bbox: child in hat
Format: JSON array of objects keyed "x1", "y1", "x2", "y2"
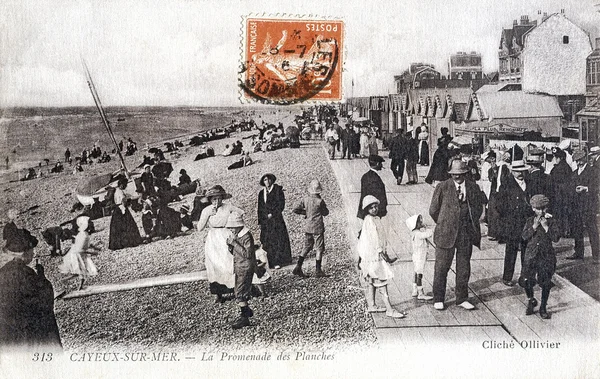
[
  {"x1": 292, "y1": 179, "x2": 330, "y2": 278},
  {"x1": 357, "y1": 195, "x2": 406, "y2": 319},
  {"x1": 141, "y1": 198, "x2": 156, "y2": 241},
  {"x1": 225, "y1": 212, "x2": 256, "y2": 329},
  {"x1": 519, "y1": 195, "x2": 560, "y2": 319},
  {"x1": 406, "y1": 214, "x2": 434, "y2": 301},
  {"x1": 180, "y1": 204, "x2": 193, "y2": 230},
  {"x1": 59, "y1": 215, "x2": 99, "y2": 290}
]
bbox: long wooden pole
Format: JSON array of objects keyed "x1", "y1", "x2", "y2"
[{"x1": 81, "y1": 57, "x2": 130, "y2": 178}]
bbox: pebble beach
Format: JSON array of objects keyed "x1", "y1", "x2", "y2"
[{"x1": 0, "y1": 108, "x2": 376, "y2": 352}]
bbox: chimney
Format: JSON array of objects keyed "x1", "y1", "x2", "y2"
[
  {"x1": 542, "y1": 12, "x2": 548, "y2": 22},
  {"x1": 520, "y1": 15, "x2": 529, "y2": 25},
  {"x1": 513, "y1": 19, "x2": 518, "y2": 26}
]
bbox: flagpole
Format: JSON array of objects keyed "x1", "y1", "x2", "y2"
[{"x1": 81, "y1": 57, "x2": 130, "y2": 179}]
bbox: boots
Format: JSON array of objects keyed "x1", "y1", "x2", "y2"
[
  {"x1": 292, "y1": 265, "x2": 309, "y2": 278},
  {"x1": 525, "y1": 298, "x2": 536, "y2": 315},
  {"x1": 231, "y1": 316, "x2": 250, "y2": 329},
  {"x1": 411, "y1": 283, "x2": 418, "y2": 297},
  {"x1": 539, "y1": 306, "x2": 551, "y2": 319},
  {"x1": 417, "y1": 287, "x2": 433, "y2": 301},
  {"x1": 315, "y1": 260, "x2": 328, "y2": 277}
]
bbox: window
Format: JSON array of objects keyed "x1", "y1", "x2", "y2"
[
  {"x1": 563, "y1": 35, "x2": 569, "y2": 44},
  {"x1": 589, "y1": 60, "x2": 600, "y2": 85}
]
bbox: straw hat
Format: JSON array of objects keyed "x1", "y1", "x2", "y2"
[
  {"x1": 225, "y1": 212, "x2": 245, "y2": 228},
  {"x1": 510, "y1": 160, "x2": 530, "y2": 171},
  {"x1": 308, "y1": 179, "x2": 322, "y2": 195},
  {"x1": 259, "y1": 173, "x2": 276, "y2": 186},
  {"x1": 362, "y1": 195, "x2": 380, "y2": 210},
  {"x1": 202, "y1": 185, "x2": 232, "y2": 201},
  {"x1": 526, "y1": 154, "x2": 544, "y2": 164},
  {"x1": 405, "y1": 215, "x2": 421, "y2": 231},
  {"x1": 447, "y1": 160, "x2": 469, "y2": 175},
  {"x1": 589, "y1": 146, "x2": 600, "y2": 156}
]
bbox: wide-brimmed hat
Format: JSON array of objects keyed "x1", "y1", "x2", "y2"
[
  {"x1": 572, "y1": 150, "x2": 587, "y2": 162},
  {"x1": 180, "y1": 204, "x2": 190, "y2": 213},
  {"x1": 368, "y1": 155, "x2": 385, "y2": 166},
  {"x1": 526, "y1": 154, "x2": 544, "y2": 164},
  {"x1": 362, "y1": 195, "x2": 380, "y2": 210},
  {"x1": 530, "y1": 194, "x2": 550, "y2": 209},
  {"x1": 259, "y1": 173, "x2": 276, "y2": 186},
  {"x1": 202, "y1": 185, "x2": 232, "y2": 201},
  {"x1": 558, "y1": 139, "x2": 572, "y2": 150},
  {"x1": 225, "y1": 212, "x2": 245, "y2": 228},
  {"x1": 510, "y1": 160, "x2": 530, "y2": 171},
  {"x1": 144, "y1": 164, "x2": 151, "y2": 170},
  {"x1": 405, "y1": 214, "x2": 421, "y2": 231},
  {"x1": 447, "y1": 160, "x2": 469, "y2": 175},
  {"x1": 308, "y1": 179, "x2": 322, "y2": 194},
  {"x1": 76, "y1": 216, "x2": 90, "y2": 231},
  {"x1": 589, "y1": 146, "x2": 600, "y2": 156}
]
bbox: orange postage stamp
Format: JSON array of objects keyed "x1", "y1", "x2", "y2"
[{"x1": 240, "y1": 17, "x2": 344, "y2": 104}]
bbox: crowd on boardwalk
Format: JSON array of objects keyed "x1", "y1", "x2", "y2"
[
  {"x1": 352, "y1": 122, "x2": 599, "y2": 320},
  {"x1": 2, "y1": 106, "x2": 599, "y2": 348}
]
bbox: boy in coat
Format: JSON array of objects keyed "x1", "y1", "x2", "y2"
[
  {"x1": 226, "y1": 212, "x2": 257, "y2": 330},
  {"x1": 292, "y1": 179, "x2": 330, "y2": 278},
  {"x1": 519, "y1": 195, "x2": 560, "y2": 319}
]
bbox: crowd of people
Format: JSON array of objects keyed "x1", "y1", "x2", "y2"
[
  {"x1": 3, "y1": 106, "x2": 599, "y2": 347},
  {"x1": 354, "y1": 132, "x2": 599, "y2": 319}
]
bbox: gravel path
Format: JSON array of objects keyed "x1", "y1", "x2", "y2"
[{"x1": 0, "y1": 111, "x2": 376, "y2": 351}]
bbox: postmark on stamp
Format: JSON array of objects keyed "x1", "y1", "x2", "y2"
[{"x1": 240, "y1": 17, "x2": 344, "y2": 104}]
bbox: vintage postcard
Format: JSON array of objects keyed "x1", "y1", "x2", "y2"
[{"x1": 1, "y1": 0, "x2": 599, "y2": 378}]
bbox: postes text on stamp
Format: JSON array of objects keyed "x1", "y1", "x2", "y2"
[{"x1": 241, "y1": 17, "x2": 344, "y2": 104}]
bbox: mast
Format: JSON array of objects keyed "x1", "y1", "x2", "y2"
[{"x1": 81, "y1": 57, "x2": 130, "y2": 178}]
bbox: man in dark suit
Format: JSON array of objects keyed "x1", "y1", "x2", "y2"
[
  {"x1": 357, "y1": 155, "x2": 387, "y2": 219},
  {"x1": 567, "y1": 150, "x2": 599, "y2": 262},
  {"x1": 429, "y1": 160, "x2": 486, "y2": 310},
  {"x1": 388, "y1": 130, "x2": 406, "y2": 185},
  {"x1": 498, "y1": 160, "x2": 534, "y2": 286},
  {"x1": 525, "y1": 152, "x2": 551, "y2": 198}
]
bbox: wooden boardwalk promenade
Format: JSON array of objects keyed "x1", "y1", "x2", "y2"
[{"x1": 328, "y1": 148, "x2": 600, "y2": 349}]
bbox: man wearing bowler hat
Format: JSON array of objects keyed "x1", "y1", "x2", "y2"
[
  {"x1": 429, "y1": 160, "x2": 486, "y2": 310},
  {"x1": 498, "y1": 160, "x2": 534, "y2": 286},
  {"x1": 357, "y1": 155, "x2": 388, "y2": 219},
  {"x1": 567, "y1": 150, "x2": 599, "y2": 262}
]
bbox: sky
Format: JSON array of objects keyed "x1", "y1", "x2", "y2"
[{"x1": 1, "y1": 0, "x2": 599, "y2": 107}]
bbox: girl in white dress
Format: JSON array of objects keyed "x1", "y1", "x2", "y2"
[
  {"x1": 59, "y1": 216, "x2": 99, "y2": 290},
  {"x1": 357, "y1": 195, "x2": 406, "y2": 319},
  {"x1": 251, "y1": 244, "x2": 271, "y2": 297},
  {"x1": 197, "y1": 185, "x2": 243, "y2": 303},
  {"x1": 406, "y1": 214, "x2": 434, "y2": 301}
]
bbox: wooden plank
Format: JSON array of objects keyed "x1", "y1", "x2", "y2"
[{"x1": 62, "y1": 271, "x2": 207, "y2": 299}]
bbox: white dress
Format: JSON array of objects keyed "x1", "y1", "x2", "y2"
[
  {"x1": 411, "y1": 228, "x2": 433, "y2": 274},
  {"x1": 252, "y1": 247, "x2": 271, "y2": 285},
  {"x1": 357, "y1": 215, "x2": 393, "y2": 286},
  {"x1": 59, "y1": 231, "x2": 98, "y2": 278},
  {"x1": 197, "y1": 203, "x2": 242, "y2": 289}
]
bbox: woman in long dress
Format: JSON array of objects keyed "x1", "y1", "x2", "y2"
[
  {"x1": 257, "y1": 173, "x2": 292, "y2": 269},
  {"x1": 109, "y1": 177, "x2": 142, "y2": 250},
  {"x1": 197, "y1": 185, "x2": 241, "y2": 302}
]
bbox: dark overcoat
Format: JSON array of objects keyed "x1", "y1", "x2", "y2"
[
  {"x1": 429, "y1": 178, "x2": 485, "y2": 249},
  {"x1": 357, "y1": 169, "x2": 388, "y2": 219}
]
